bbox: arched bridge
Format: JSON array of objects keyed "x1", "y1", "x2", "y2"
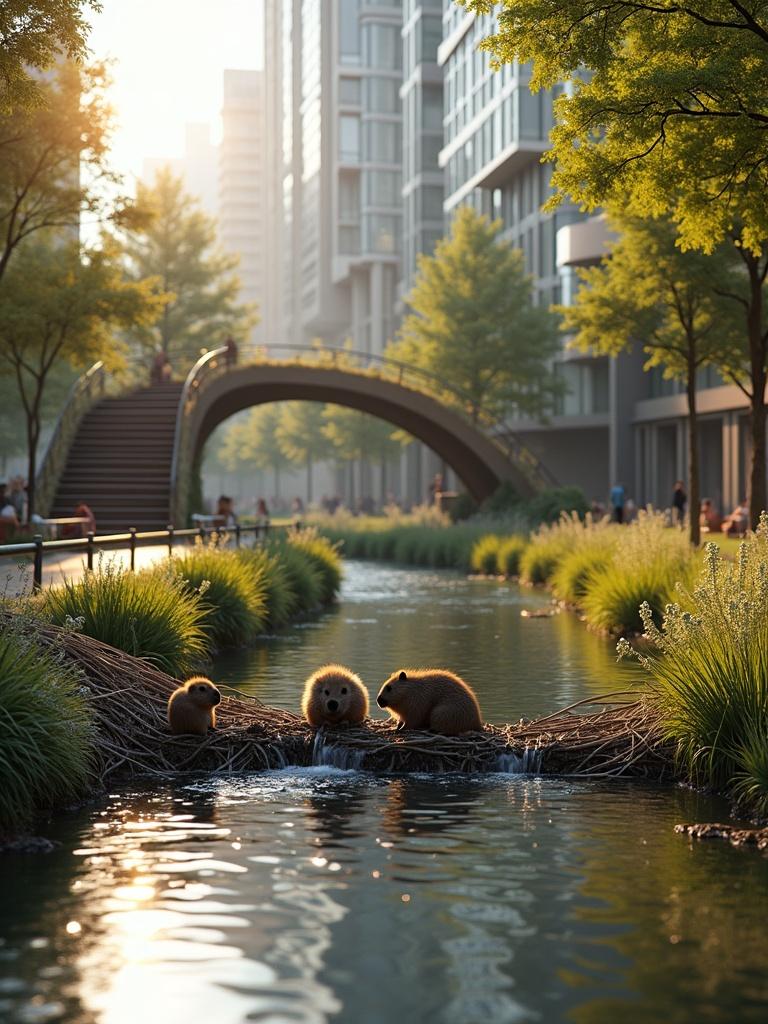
[{"x1": 43, "y1": 346, "x2": 557, "y2": 531}]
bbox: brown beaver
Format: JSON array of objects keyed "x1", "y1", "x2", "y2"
[
  {"x1": 376, "y1": 669, "x2": 483, "y2": 735},
  {"x1": 167, "y1": 676, "x2": 221, "y2": 736},
  {"x1": 302, "y1": 664, "x2": 369, "y2": 727}
]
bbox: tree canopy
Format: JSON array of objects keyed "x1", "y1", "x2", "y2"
[
  {"x1": 0, "y1": 1, "x2": 100, "y2": 113},
  {"x1": 388, "y1": 205, "x2": 561, "y2": 423},
  {"x1": 119, "y1": 167, "x2": 257, "y2": 373},
  {"x1": 463, "y1": 0, "x2": 768, "y2": 253}
]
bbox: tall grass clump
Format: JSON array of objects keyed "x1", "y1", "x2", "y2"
[
  {"x1": 496, "y1": 536, "x2": 528, "y2": 577},
  {"x1": 619, "y1": 516, "x2": 768, "y2": 814},
  {"x1": 269, "y1": 539, "x2": 324, "y2": 613},
  {"x1": 581, "y1": 511, "x2": 694, "y2": 634},
  {"x1": 287, "y1": 529, "x2": 342, "y2": 604},
  {"x1": 0, "y1": 619, "x2": 94, "y2": 834},
  {"x1": 470, "y1": 535, "x2": 502, "y2": 575},
  {"x1": 551, "y1": 546, "x2": 614, "y2": 605},
  {"x1": 44, "y1": 560, "x2": 209, "y2": 675},
  {"x1": 236, "y1": 547, "x2": 297, "y2": 628},
  {"x1": 170, "y1": 545, "x2": 269, "y2": 648},
  {"x1": 519, "y1": 513, "x2": 592, "y2": 585}
]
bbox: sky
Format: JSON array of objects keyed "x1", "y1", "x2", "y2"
[{"x1": 86, "y1": 0, "x2": 264, "y2": 184}]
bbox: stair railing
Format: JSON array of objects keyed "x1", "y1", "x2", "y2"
[
  {"x1": 35, "y1": 362, "x2": 107, "y2": 517},
  {"x1": 169, "y1": 346, "x2": 229, "y2": 527}
]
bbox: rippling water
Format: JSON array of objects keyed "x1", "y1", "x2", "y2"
[{"x1": 2, "y1": 562, "x2": 767, "y2": 1023}]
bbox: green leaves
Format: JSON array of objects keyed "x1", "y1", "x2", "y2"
[{"x1": 390, "y1": 206, "x2": 561, "y2": 423}]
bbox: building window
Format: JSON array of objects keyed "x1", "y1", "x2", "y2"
[
  {"x1": 339, "y1": 0, "x2": 361, "y2": 64},
  {"x1": 339, "y1": 77, "x2": 361, "y2": 105},
  {"x1": 339, "y1": 114, "x2": 360, "y2": 162},
  {"x1": 366, "y1": 76, "x2": 400, "y2": 114},
  {"x1": 363, "y1": 24, "x2": 402, "y2": 70}
]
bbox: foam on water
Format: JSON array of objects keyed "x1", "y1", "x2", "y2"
[
  {"x1": 311, "y1": 730, "x2": 367, "y2": 771},
  {"x1": 495, "y1": 746, "x2": 543, "y2": 774}
]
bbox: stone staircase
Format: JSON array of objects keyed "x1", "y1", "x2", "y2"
[{"x1": 49, "y1": 382, "x2": 183, "y2": 533}]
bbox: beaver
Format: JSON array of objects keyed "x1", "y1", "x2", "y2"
[
  {"x1": 167, "y1": 676, "x2": 221, "y2": 736},
  {"x1": 302, "y1": 664, "x2": 369, "y2": 728},
  {"x1": 376, "y1": 669, "x2": 483, "y2": 735}
]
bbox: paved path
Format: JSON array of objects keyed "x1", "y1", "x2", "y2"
[{"x1": 0, "y1": 543, "x2": 175, "y2": 599}]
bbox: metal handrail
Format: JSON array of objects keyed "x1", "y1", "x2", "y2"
[
  {"x1": 0, "y1": 521, "x2": 297, "y2": 592},
  {"x1": 168, "y1": 345, "x2": 229, "y2": 527},
  {"x1": 34, "y1": 361, "x2": 107, "y2": 516}
]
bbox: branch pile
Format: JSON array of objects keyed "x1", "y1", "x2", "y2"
[{"x1": 35, "y1": 623, "x2": 673, "y2": 781}]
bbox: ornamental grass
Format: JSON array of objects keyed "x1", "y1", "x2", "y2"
[
  {"x1": 470, "y1": 534, "x2": 502, "y2": 574},
  {"x1": 619, "y1": 517, "x2": 768, "y2": 814},
  {"x1": 236, "y1": 546, "x2": 297, "y2": 628},
  {"x1": 44, "y1": 559, "x2": 209, "y2": 675},
  {"x1": 0, "y1": 617, "x2": 94, "y2": 833},
  {"x1": 286, "y1": 529, "x2": 342, "y2": 604},
  {"x1": 495, "y1": 536, "x2": 528, "y2": 577},
  {"x1": 170, "y1": 545, "x2": 269, "y2": 648}
]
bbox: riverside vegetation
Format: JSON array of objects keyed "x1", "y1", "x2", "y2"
[{"x1": 0, "y1": 530, "x2": 341, "y2": 837}]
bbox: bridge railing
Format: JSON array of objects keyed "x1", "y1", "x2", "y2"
[
  {"x1": 35, "y1": 361, "x2": 107, "y2": 517},
  {"x1": 0, "y1": 521, "x2": 298, "y2": 592}
]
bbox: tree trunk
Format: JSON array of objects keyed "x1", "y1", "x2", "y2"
[
  {"x1": 306, "y1": 456, "x2": 313, "y2": 504},
  {"x1": 26, "y1": 414, "x2": 40, "y2": 520},
  {"x1": 745, "y1": 256, "x2": 767, "y2": 530},
  {"x1": 686, "y1": 364, "x2": 701, "y2": 546}
]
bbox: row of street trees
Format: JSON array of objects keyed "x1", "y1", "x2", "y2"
[
  {"x1": 215, "y1": 403, "x2": 405, "y2": 504},
  {"x1": 465, "y1": 0, "x2": 768, "y2": 538},
  {"x1": 0, "y1": 9, "x2": 255, "y2": 516}
]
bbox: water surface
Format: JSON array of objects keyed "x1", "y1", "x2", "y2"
[{"x1": 2, "y1": 561, "x2": 767, "y2": 1024}]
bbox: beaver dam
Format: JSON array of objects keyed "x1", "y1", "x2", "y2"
[{"x1": 36, "y1": 623, "x2": 674, "y2": 781}]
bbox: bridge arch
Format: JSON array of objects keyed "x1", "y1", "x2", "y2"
[{"x1": 173, "y1": 351, "x2": 554, "y2": 521}]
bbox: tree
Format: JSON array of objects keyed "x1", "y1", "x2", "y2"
[
  {"x1": 276, "y1": 402, "x2": 334, "y2": 503},
  {"x1": 465, "y1": 0, "x2": 768, "y2": 527},
  {"x1": 0, "y1": 1, "x2": 100, "y2": 113},
  {"x1": 323, "y1": 406, "x2": 404, "y2": 503},
  {"x1": 0, "y1": 236, "x2": 161, "y2": 515},
  {"x1": 561, "y1": 212, "x2": 742, "y2": 544},
  {"x1": 0, "y1": 61, "x2": 131, "y2": 287},
  {"x1": 220, "y1": 405, "x2": 296, "y2": 499},
  {"x1": 388, "y1": 206, "x2": 561, "y2": 423},
  {"x1": 120, "y1": 167, "x2": 257, "y2": 374}
]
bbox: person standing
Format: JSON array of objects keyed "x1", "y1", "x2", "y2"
[
  {"x1": 672, "y1": 480, "x2": 687, "y2": 525},
  {"x1": 610, "y1": 482, "x2": 626, "y2": 524}
]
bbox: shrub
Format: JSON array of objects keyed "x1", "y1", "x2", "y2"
[
  {"x1": 0, "y1": 619, "x2": 94, "y2": 834},
  {"x1": 581, "y1": 558, "x2": 686, "y2": 635},
  {"x1": 496, "y1": 536, "x2": 527, "y2": 577},
  {"x1": 170, "y1": 545, "x2": 269, "y2": 648},
  {"x1": 619, "y1": 521, "x2": 768, "y2": 812},
  {"x1": 44, "y1": 560, "x2": 209, "y2": 675},
  {"x1": 482, "y1": 481, "x2": 521, "y2": 517},
  {"x1": 551, "y1": 545, "x2": 613, "y2": 604},
  {"x1": 526, "y1": 486, "x2": 588, "y2": 525},
  {"x1": 448, "y1": 492, "x2": 478, "y2": 522},
  {"x1": 236, "y1": 547, "x2": 297, "y2": 629},
  {"x1": 287, "y1": 530, "x2": 342, "y2": 604},
  {"x1": 270, "y1": 540, "x2": 323, "y2": 613},
  {"x1": 470, "y1": 535, "x2": 502, "y2": 574}
]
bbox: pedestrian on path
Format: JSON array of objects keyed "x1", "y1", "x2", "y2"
[{"x1": 610, "y1": 482, "x2": 625, "y2": 524}]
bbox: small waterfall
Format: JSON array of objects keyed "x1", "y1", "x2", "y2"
[
  {"x1": 495, "y1": 746, "x2": 543, "y2": 774},
  {"x1": 311, "y1": 731, "x2": 366, "y2": 770}
]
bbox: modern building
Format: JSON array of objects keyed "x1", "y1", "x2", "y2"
[{"x1": 219, "y1": 69, "x2": 267, "y2": 344}]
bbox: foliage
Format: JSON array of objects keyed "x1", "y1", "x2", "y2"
[
  {"x1": 0, "y1": 235, "x2": 162, "y2": 514},
  {"x1": 276, "y1": 402, "x2": 334, "y2": 502},
  {"x1": 562, "y1": 210, "x2": 743, "y2": 544},
  {"x1": 322, "y1": 406, "x2": 403, "y2": 464},
  {"x1": 550, "y1": 546, "x2": 612, "y2": 605},
  {"x1": 219, "y1": 405, "x2": 295, "y2": 491},
  {"x1": 43, "y1": 560, "x2": 209, "y2": 675},
  {"x1": 317, "y1": 519, "x2": 492, "y2": 572},
  {"x1": 287, "y1": 529, "x2": 343, "y2": 605},
  {"x1": 525, "y1": 486, "x2": 588, "y2": 526},
  {"x1": 496, "y1": 536, "x2": 528, "y2": 577},
  {"x1": 0, "y1": 617, "x2": 94, "y2": 833},
  {"x1": 464, "y1": 1, "x2": 768, "y2": 253},
  {"x1": 236, "y1": 546, "x2": 297, "y2": 629},
  {"x1": 447, "y1": 491, "x2": 479, "y2": 522},
  {"x1": 0, "y1": 62, "x2": 131, "y2": 288},
  {"x1": 619, "y1": 520, "x2": 768, "y2": 812},
  {"x1": 170, "y1": 544, "x2": 269, "y2": 648},
  {"x1": 118, "y1": 167, "x2": 257, "y2": 372},
  {"x1": 519, "y1": 536, "x2": 566, "y2": 585},
  {"x1": 470, "y1": 534, "x2": 502, "y2": 574},
  {"x1": 0, "y1": 2, "x2": 101, "y2": 113},
  {"x1": 482, "y1": 481, "x2": 521, "y2": 517},
  {"x1": 267, "y1": 540, "x2": 323, "y2": 613},
  {"x1": 388, "y1": 206, "x2": 561, "y2": 423}
]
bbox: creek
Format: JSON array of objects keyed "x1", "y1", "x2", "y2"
[{"x1": 2, "y1": 562, "x2": 767, "y2": 1023}]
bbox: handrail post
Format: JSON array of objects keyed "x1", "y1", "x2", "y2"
[
  {"x1": 129, "y1": 527, "x2": 137, "y2": 572},
  {"x1": 198, "y1": 524, "x2": 205, "y2": 547},
  {"x1": 33, "y1": 534, "x2": 44, "y2": 592},
  {"x1": 167, "y1": 524, "x2": 175, "y2": 558},
  {"x1": 86, "y1": 531, "x2": 95, "y2": 571},
  {"x1": 235, "y1": 523, "x2": 241, "y2": 548}
]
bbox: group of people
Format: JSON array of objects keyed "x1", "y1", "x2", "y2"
[
  {"x1": 600, "y1": 480, "x2": 750, "y2": 536},
  {"x1": 0, "y1": 478, "x2": 96, "y2": 542}
]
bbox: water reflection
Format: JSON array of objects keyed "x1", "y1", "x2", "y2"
[
  {"x1": 2, "y1": 773, "x2": 767, "y2": 1024},
  {"x1": 215, "y1": 562, "x2": 644, "y2": 723}
]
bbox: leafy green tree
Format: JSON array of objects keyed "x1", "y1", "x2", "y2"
[
  {"x1": 388, "y1": 206, "x2": 561, "y2": 423},
  {"x1": 0, "y1": 61, "x2": 129, "y2": 287},
  {"x1": 220, "y1": 405, "x2": 296, "y2": 499},
  {"x1": 0, "y1": 237, "x2": 161, "y2": 514},
  {"x1": 465, "y1": 0, "x2": 768, "y2": 526},
  {"x1": 119, "y1": 167, "x2": 257, "y2": 374},
  {"x1": 323, "y1": 406, "x2": 404, "y2": 502},
  {"x1": 0, "y1": 1, "x2": 100, "y2": 112},
  {"x1": 561, "y1": 212, "x2": 742, "y2": 544},
  {"x1": 276, "y1": 402, "x2": 334, "y2": 503}
]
